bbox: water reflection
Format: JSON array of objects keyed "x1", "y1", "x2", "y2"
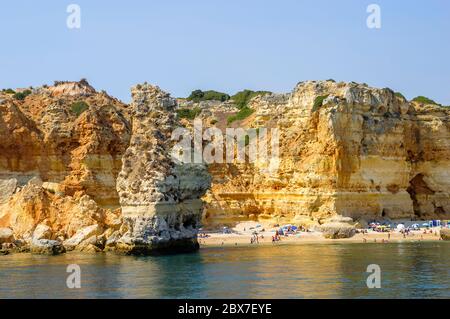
[{"x1": 0, "y1": 242, "x2": 449, "y2": 298}]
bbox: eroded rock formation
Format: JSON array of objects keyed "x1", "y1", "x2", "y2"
[
  {"x1": 0, "y1": 80, "x2": 210, "y2": 254},
  {"x1": 0, "y1": 79, "x2": 449, "y2": 252},
  {"x1": 115, "y1": 84, "x2": 210, "y2": 254},
  {"x1": 200, "y1": 81, "x2": 450, "y2": 228}
]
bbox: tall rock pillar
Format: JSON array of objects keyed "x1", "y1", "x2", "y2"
[{"x1": 116, "y1": 83, "x2": 211, "y2": 254}]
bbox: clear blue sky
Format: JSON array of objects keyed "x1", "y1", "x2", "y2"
[{"x1": 1, "y1": 0, "x2": 449, "y2": 104}]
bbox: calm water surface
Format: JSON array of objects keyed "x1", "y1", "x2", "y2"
[{"x1": 0, "y1": 242, "x2": 449, "y2": 298}]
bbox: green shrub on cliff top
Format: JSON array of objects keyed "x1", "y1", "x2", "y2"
[
  {"x1": 187, "y1": 90, "x2": 230, "y2": 103},
  {"x1": 227, "y1": 106, "x2": 254, "y2": 124},
  {"x1": 394, "y1": 92, "x2": 406, "y2": 100},
  {"x1": 312, "y1": 95, "x2": 329, "y2": 112},
  {"x1": 70, "y1": 101, "x2": 89, "y2": 116},
  {"x1": 13, "y1": 89, "x2": 32, "y2": 101},
  {"x1": 412, "y1": 96, "x2": 440, "y2": 106},
  {"x1": 177, "y1": 107, "x2": 202, "y2": 120},
  {"x1": 231, "y1": 90, "x2": 271, "y2": 109},
  {"x1": 2, "y1": 88, "x2": 16, "y2": 94}
]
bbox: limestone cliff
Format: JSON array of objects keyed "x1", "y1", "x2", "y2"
[
  {"x1": 0, "y1": 80, "x2": 210, "y2": 255},
  {"x1": 115, "y1": 84, "x2": 210, "y2": 254},
  {"x1": 0, "y1": 79, "x2": 449, "y2": 253},
  {"x1": 200, "y1": 81, "x2": 450, "y2": 227},
  {"x1": 0, "y1": 80, "x2": 130, "y2": 208}
]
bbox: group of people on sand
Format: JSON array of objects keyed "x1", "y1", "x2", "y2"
[
  {"x1": 271, "y1": 230, "x2": 283, "y2": 243},
  {"x1": 362, "y1": 226, "x2": 442, "y2": 243},
  {"x1": 250, "y1": 233, "x2": 263, "y2": 244}
]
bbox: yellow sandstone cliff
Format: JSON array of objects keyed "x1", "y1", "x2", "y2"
[
  {"x1": 0, "y1": 79, "x2": 449, "y2": 254},
  {"x1": 201, "y1": 81, "x2": 450, "y2": 228}
]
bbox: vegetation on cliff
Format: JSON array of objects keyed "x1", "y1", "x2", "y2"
[
  {"x1": 312, "y1": 95, "x2": 329, "y2": 112},
  {"x1": 177, "y1": 106, "x2": 202, "y2": 120},
  {"x1": 412, "y1": 96, "x2": 440, "y2": 106},
  {"x1": 70, "y1": 101, "x2": 89, "y2": 116},
  {"x1": 394, "y1": 92, "x2": 407, "y2": 101},
  {"x1": 13, "y1": 89, "x2": 32, "y2": 101},
  {"x1": 2, "y1": 88, "x2": 16, "y2": 94},
  {"x1": 227, "y1": 106, "x2": 254, "y2": 124},
  {"x1": 231, "y1": 90, "x2": 271, "y2": 109},
  {"x1": 187, "y1": 89, "x2": 230, "y2": 102}
]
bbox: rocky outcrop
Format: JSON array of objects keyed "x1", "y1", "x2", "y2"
[
  {"x1": 318, "y1": 216, "x2": 356, "y2": 239},
  {"x1": 201, "y1": 80, "x2": 450, "y2": 227},
  {"x1": 1, "y1": 79, "x2": 449, "y2": 251},
  {"x1": 0, "y1": 80, "x2": 211, "y2": 255},
  {"x1": 0, "y1": 80, "x2": 131, "y2": 208},
  {"x1": 0, "y1": 179, "x2": 17, "y2": 204},
  {"x1": 0, "y1": 81, "x2": 130, "y2": 254},
  {"x1": 115, "y1": 84, "x2": 211, "y2": 255},
  {"x1": 30, "y1": 239, "x2": 65, "y2": 255},
  {"x1": 32, "y1": 224, "x2": 52, "y2": 241},
  {"x1": 440, "y1": 228, "x2": 450, "y2": 241},
  {"x1": 63, "y1": 224, "x2": 102, "y2": 251},
  {"x1": 0, "y1": 228, "x2": 14, "y2": 244}
]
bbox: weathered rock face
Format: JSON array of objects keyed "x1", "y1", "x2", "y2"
[
  {"x1": 0, "y1": 228, "x2": 14, "y2": 244},
  {"x1": 1, "y1": 79, "x2": 449, "y2": 251},
  {"x1": 0, "y1": 81, "x2": 129, "y2": 254},
  {"x1": 201, "y1": 81, "x2": 450, "y2": 227},
  {"x1": 115, "y1": 84, "x2": 211, "y2": 254},
  {"x1": 30, "y1": 239, "x2": 66, "y2": 255},
  {"x1": 318, "y1": 216, "x2": 356, "y2": 239},
  {"x1": 0, "y1": 80, "x2": 212, "y2": 255},
  {"x1": 440, "y1": 228, "x2": 450, "y2": 241},
  {"x1": 0, "y1": 80, "x2": 131, "y2": 208}
]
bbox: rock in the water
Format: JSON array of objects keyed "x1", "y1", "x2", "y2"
[
  {"x1": 440, "y1": 228, "x2": 450, "y2": 241},
  {"x1": 63, "y1": 225, "x2": 102, "y2": 251},
  {"x1": 32, "y1": 224, "x2": 52, "y2": 241},
  {"x1": 79, "y1": 243, "x2": 102, "y2": 253},
  {"x1": 115, "y1": 84, "x2": 210, "y2": 255},
  {"x1": 31, "y1": 239, "x2": 65, "y2": 255},
  {"x1": 0, "y1": 228, "x2": 14, "y2": 244},
  {"x1": 104, "y1": 231, "x2": 121, "y2": 250},
  {"x1": 74, "y1": 235, "x2": 105, "y2": 252}
]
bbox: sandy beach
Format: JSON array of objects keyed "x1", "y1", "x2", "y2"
[{"x1": 198, "y1": 221, "x2": 444, "y2": 248}]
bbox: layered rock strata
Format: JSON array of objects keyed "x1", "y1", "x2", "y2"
[
  {"x1": 0, "y1": 81, "x2": 129, "y2": 254},
  {"x1": 115, "y1": 84, "x2": 211, "y2": 254},
  {"x1": 200, "y1": 81, "x2": 450, "y2": 228},
  {"x1": 1, "y1": 79, "x2": 449, "y2": 251},
  {"x1": 0, "y1": 80, "x2": 210, "y2": 254}
]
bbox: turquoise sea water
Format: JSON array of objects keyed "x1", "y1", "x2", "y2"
[{"x1": 0, "y1": 242, "x2": 449, "y2": 299}]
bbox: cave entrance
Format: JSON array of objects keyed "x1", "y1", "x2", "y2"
[{"x1": 406, "y1": 174, "x2": 435, "y2": 217}]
